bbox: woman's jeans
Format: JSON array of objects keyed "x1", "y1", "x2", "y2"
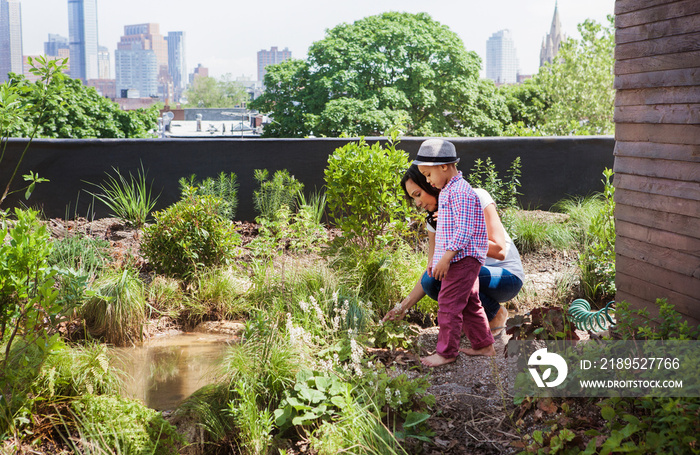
[{"x1": 421, "y1": 265, "x2": 523, "y2": 321}]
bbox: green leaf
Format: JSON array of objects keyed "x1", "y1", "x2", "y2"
[{"x1": 403, "y1": 411, "x2": 430, "y2": 428}]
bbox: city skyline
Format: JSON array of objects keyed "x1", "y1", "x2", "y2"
[{"x1": 19, "y1": 0, "x2": 613, "y2": 81}]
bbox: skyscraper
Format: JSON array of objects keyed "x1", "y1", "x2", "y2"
[
  {"x1": 257, "y1": 46, "x2": 291, "y2": 84},
  {"x1": 45, "y1": 33, "x2": 69, "y2": 57},
  {"x1": 97, "y1": 45, "x2": 109, "y2": 79},
  {"x1": 540, "y1": 2, "x2": 565, "y2": 67},
  {"x1": 116, "y1": 24, "x2": 169, "y2": 99},
  {"x1": 0, "y1": 0, "x2": 23, "y2": 83},
  {"x1": 486, "y1": 29, "x2": 519, "y2": 85},
  {"x1": 68, "y1": 0, "x2": 99, "y2": 82},
  {"x1": 167, "y1": 31, "x2": 186, "y2": 101}
]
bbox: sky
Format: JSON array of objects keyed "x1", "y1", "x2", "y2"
[{"x1": 19, "y1": 0, "x2": 614, "y2": 80}]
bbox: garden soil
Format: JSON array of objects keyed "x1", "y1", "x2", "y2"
[{"x1": 46, "y1": 215, "x2": 591, "y2": 455}]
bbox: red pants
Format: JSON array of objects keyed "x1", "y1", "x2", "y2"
[{"x1": 436, "y1": 256, "x2": 494, "y2": 358}]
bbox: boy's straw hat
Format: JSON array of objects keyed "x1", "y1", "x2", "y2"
[{"x1": 413, "y1": 139, "x2": 460, "y2": 166}]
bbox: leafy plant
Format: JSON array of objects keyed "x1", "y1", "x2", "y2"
[
  {"x1": 253, "y1": 168, "x2": 304, "y2": 222},
  {"x1": 0, "y1": 208, "x2": 65, "y2": 439},
  {"x1": 324, "y1": 132, "x2": 412, "y2": 248},
  {"x1": 576, "y1": 168, "x2": 615, "y2": 303},
  {"x1": 142, "y1": 193, "x2": 241, "y2": 280},
  {"x1": 370, "y1": 321, "x2": 419, "y2": 351},
  {"x1": 81, "y1": 267, "x2": 146, "y2": 347},
  {"x1": 179, "y1": 171, "x2": 239, "y2": 221},
  {"x1": 0, "y1": 56, "x2": 67, "y2": 208},
  {"x1": 467, "y1": 156, "x2": 522, "y2": 211},
  {"x1": 84, "y1": 163, "x2": 160, "y2": 228},
  {"x1": 273, "y1": 369, "x2": 352, "y2": 432},
  {"x1": 58, "y1": 394, "x2": 182, "y2": 455}
]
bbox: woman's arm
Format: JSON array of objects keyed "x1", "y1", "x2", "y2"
[
  {"x1": 426, "y1": 229, "x2": 436, "y2": 276},
  {"x1": 483, "y1": 203, "x2": 507, "y2": 261},
  {"x1": 382, "y1": 279, "x2": 426, "y2": 322},
  {"x1": 382, "y1": 229, "x2": 436, "y2": 322}
]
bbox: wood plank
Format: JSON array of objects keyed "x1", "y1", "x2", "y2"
[
  {"x1": 615, "y1": 271, "x2": 700, "y2": 322},
  {"x1": 614, "y1": 104, "x2": 700, "y2": 124},
  {"x1": 616, "y1": 13, "x2": 700, "y2": 44},
  {"x1": 615, "y1": 122, "x2": 700, "y2": 145},
  {"x1": 616, "y1": 32, "x2": 700, "y2": 61},
  {"x1": 614, "y1": 141, "x2": 700, "y2": 162},
  {"x1": 616, "y1": 235, "x2": 700, "y2": 278},
  {"x1": 615, "y1": 50, "x2": 700, "y2": 75},
  {"x1": 614, "y1": 67, "x2": 700, "y2": 90},
  {"x1": 613, "y1": 155, "x2": 700, "y2": 181},
  {"x1": 614, "y1": 173, "x2": 700, "y2": 202},
  {"x1": 615, "y1": 202, "x2": 700, "y2": 239},
  {"x1": 616, "y1": 0, "x2": 700, "y2": 29},
  {"x1": 617, "y1": 218, "x2": 700, "y2": 256},
  {"x1": 615, "y1": 187, "x2": 700, "y2": 219},
  {"x1": 615, "y1": 86, "x2": 700, "y2": 106},
  {"x1": 616, "y1": 0, "x2": 681, "y2": 15},
  {"x1": 617, "y1": 255, "x2": 700, "y2": 299},
  {"x1": 614, "y1": 289, "x2": 700, "y2": 327}
]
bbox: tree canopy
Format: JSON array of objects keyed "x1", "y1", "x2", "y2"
[
  {"x1": 183, "y1": 74, "x2": 249, "y2": 108},
  {"x1": 251, "y1": 12, "x2": 511, "y2": 138},
  {"x1": 500, "y1": 16, "x2": 615, "y2": 136},
  {"x1": 5, "y1": 72, "x2": 158, "y2": 138}
]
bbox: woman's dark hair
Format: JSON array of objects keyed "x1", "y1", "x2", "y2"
[
  {"x1": 401, "y1": 164, "x2": 440, "y2": 201},
  {"x1": 401, "y1": 164, "x2": 441, "y2": 228}
]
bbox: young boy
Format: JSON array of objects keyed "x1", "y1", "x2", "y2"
[{"x1": 413, "y1": 139, "x2": 496, "y2": 367}]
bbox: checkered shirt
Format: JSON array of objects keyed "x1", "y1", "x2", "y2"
[{"x1": 433, "y1": 172, "x2": 488, "y2": 267}]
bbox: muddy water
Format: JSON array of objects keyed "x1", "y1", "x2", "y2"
[{"x1": 110, "y1": 332, "x2": 234, "y2": 410}]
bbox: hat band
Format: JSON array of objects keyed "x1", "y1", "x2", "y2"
[{"x1": 415, "y1": 155, "x2": 457, "y2": 163}]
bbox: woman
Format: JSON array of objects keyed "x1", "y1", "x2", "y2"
[{"x1": 383, "y1": 165, "x2": 524, "y2": 334}]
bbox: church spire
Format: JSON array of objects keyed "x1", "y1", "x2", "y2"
[{"x1": 540, "y1": 1, "x2": 566, "y2": 67}]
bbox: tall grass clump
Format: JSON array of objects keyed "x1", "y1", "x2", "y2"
[
  {"x1": 84, "y1": 163, "x2": 160, "y2": 228},
  {"x1": 82, "y1": 267, "x2": 146, "y2": 346},
  {"x1": 553, "y1": 195, "x2": 606, "y2": 246},
  {"x1": 179, "y1": 171, "x2": 239, "y2": 221},
  {"x1": 575, "y1": 169, "x2": 616, "y2": 303},
  {"x1": 147, "y1": 275, "x2": 186, "y2": 319},
  {"x1": 504, "y1": 209, "x2": 576, "y2": 254},
  {"x1": 191, "y1": 266, "x2": 252, "y2": 320}
]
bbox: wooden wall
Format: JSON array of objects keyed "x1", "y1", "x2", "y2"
[{"x1": 613, "y1": 0, "x2": 700, "y2": 325}]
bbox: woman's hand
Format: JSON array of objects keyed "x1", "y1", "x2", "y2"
[{"x1": 382, "y1": 303, "x2": 407, "y2": 322}]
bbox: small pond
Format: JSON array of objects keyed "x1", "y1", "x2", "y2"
[{"x1": 110, "y1": 332, "x2": 234, "y2": 410}]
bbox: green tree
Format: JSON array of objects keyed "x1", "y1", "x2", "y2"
[
  {"x1": 5, "y1": 73, "x2": 158, "y2": 138},
  {"x1": 183, "y1": 74, "x2": 248, "y2": 108},
  {"x1": 529, "y1": 16, "x2": 614, "y2": 136},
  {"x1": 251, "y1": 12, "x2": 511, "y2": 137},
  {"x1": 498, "y1": 78, "x2": 550, "y2": 135}
]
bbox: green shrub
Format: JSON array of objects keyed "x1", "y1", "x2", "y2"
[
  {"x1": 253, "y1": 168, "x2": 304, "y2": 222},
  {"x1": 84, "y1": 164, "x2": 160, "y2": 228},
  {"x1": 179, "y1": 171, "x2": 239, "y2": 221},
  {"x1": 82, "y1": 267, "x2": 146, "y2": 347},
  {"x1": 467, "y1": 156, "x2": 522, "y2": 210},
  {"x1": 142, "y1": 194, "x2": 241, "y2": 280},
  {"x1": 324, "y1": 132, "x2": 412, "y2": 249}
]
